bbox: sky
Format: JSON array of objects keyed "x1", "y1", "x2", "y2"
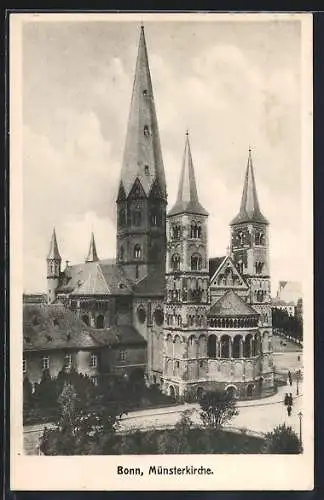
[{"x1": 21, "y1": 16, "x2": 302, "y2": 294}]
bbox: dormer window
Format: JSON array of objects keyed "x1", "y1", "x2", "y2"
[
  {"x1": 144, "y1": 125, "x2": 150, "y2": 136},
  {"x1": 144, "y1": 165, "x2": 149, "y2": 175},
  {"x1": 143, "y1": 89, "x2": 148, "y2": 96}
]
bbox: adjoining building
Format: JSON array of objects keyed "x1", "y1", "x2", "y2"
[
  {"x1": 23, "y1": 303, "x2": 146, "y2": 388},
  {"x1": 25, "y1": 26, "x2": 275, "y2": 401}
]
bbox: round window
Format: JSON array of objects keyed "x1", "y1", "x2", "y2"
[
  {"x1": 154, "y1": 308, "x2": 164, "y2": 326},
  {"x1": 137, "y1": 307, "x2": 146, "y2": 324}
]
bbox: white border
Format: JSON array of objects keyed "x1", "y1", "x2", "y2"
[{"x1": 10, "y1": 12, "x2": 314, "y2": 491}]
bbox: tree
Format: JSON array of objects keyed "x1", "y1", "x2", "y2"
[
  {"x1": 199, "y1": 390, "x2": 239, "y2": 430},
  {"x1": 40, "y1": 380, "x2": 122, "y2": 455},
  {"x1": 264, "y1": 424, "x2": 302, "y2": 454},
  {"x1": 157, "y1": 410, "x2": 193, "y2": 454}
]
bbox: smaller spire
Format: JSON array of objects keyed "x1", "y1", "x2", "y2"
[
  {"x1": 168, "y1": 133, "x2": 208, "y2": 217},
  {"x1": 230, "y1": 148, "x2": 268, "y2": 226},
  {"x1": 47, "y1": 228, "x2": 61, "y2": 260},
  {"x1": 85, "y1": 232, "x2": 99, "y2": 263}
]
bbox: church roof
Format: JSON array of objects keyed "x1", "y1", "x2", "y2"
[
  {"x1": 209, "y1": 256, "x2": 226, "y2": 279},
  {"x1": 133, "y1": 266, "x2": 165, "y2": 297},
  {"x1": 23, "y1": 303, "x2": 99, "y2": 351},
  {"x1": 230, "y1": 149, "x2": 268, "y2": 226},
  {"x1": 209, "y1": 290, "x2": 259, "y2": 317},
  {"x1": 119, "y1": 26, "x2": 166, "y2": 199},
  {"x1": 47, "y1": 228, "x2": 61, "y2": 260},
  {"x1": 91, "y1": 325, "x2": 146, "y2": 347},
  {"x1": 168, "y1": 133, "x2": 208, "y2": 217},
  {"x1": 57, "y1": 259, "x2": 133, "y2": 296},
  {"x1": 85, "y1": 232, "x2": 99, "y2": 262}
]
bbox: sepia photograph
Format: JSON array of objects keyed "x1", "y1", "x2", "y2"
[{"x1": 10, "y1": 12, "x2": 313, "y2": 491}]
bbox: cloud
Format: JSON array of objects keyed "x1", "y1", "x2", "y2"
[{"x1": 22, "y1": 21, "x2": 302, "y2": 293}]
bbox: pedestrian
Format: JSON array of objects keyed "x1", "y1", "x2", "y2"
[
  {"x1": 288, "y1": 370, "x2": 292, "y2": 386},
  {"x1": 284, "y1": 393, "x2": 289, "y2": 406},
  {"x1": 297, "y1": 355, "x2": 300, "y2": 362},
  {"x1": 287, "y1": 405, "x2": 292, "y2": 417},
  {"x1": 289, "y1": 393, "x2": 293, "y2": 406}
]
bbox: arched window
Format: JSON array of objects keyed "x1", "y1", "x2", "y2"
[
  {"x1": 137, "y1": 306, "x2": 146, "y2": 324},
  {"x1": 220, "y1": 335, "x2": 231, "y2": 358},
  {"x1": 144, "y1": 125, "x2": 150, "y2": 136},
  {"x1": 188, "y1": 335, "x2": 196, "y2": 358},
  {"x1": 255, "y1": 232, "x2": 265, "y2": 246},
  {"x1": 198, "y1": 335, "x2": 207, "y2": 357},
  {"x1": 119, "y1": 245, "x2": 125, "y2": 261},
  {"x1": 171, "y1": 254, "x2": 181, "y2": 271},
  {"x1": 191, "y1": 253, "x2": 202, "y2": 271},
  {"x1": 172, "y1": 225, "x2": 181, "y2": 239},
  {"x1": 150, "y1": 208, "x2": 160, "y2": 226},
  {"x1": 233, "y1": 335, "x2": 242, "y2": 358},
  {"x1": 244, "y1": 334, "x2": 253, "y2": 357},
  {"x1": 134, "y1": 244, "x2": 141, "y2": 260},
  {"x1": 132, "y1": 210, "x2": 142, "y2": 226},
  {"x1": 82, "y1": 314, "x2": 89, "y2": 326},
  {"x1": 255, "y1": 262, "x2": 264, "y2": 274},
  {"x1": 207, "y1": 334, "x2": 217, "y2": 358},
  {"x1": 95, "y1": 315, "x2": 104, "y2": 329},
  {"x1": 154, "y1": 308, "x2": 164, "y2": 326},
  {"x1": 190, "y1": 222, "x2": 201, "y2": 239}
]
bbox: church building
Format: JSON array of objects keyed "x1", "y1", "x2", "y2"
[{"x1": 41, "y1": 25, "x2": 274, "y2": 401}]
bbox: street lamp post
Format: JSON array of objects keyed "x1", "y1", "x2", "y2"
[{"x1": 298, "y1": 411, "x2": 303, "y2": 446}]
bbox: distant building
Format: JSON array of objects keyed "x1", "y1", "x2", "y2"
[
  {"x1": 23, "y1": 293, "x2": 47, "y2": 304},
  {"x1": 273, "y1": 281, "x2": 302, "y2": 317}
]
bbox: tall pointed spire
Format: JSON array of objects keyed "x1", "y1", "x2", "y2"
[
  {"x1": 85, "y1": 232, "x2": 99, "y2": 263},
  {"x1": 230, "y1": 148, "x2": 268, "y2": 225},
  {"x1": 119, "y1": 25, "x2": 166, "y2": 199},
  {"x1": 47, "y1": 228, "x2": 61, "y2": 260},
  {"x1": 168, "y1": 132, "x2": 208, "y2": 216}
]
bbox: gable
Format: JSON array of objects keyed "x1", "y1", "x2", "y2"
[
  {"x1": 128, "y1": 178, "x2": 147, "y2": 200},
  {"x1": 210, "y1": 255, "x2": 249, "y2": 290}
]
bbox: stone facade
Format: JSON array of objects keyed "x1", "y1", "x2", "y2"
[{"x1": 36, "y1": 26, "x2": 276, "y2": 401}]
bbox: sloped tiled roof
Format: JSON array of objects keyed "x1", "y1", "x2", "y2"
[
  {"x1": 209, "y1": 256, "x2": 226, "y2": 279},
  {"x1": 57, "y1": 259, "x2": 133, "y2": 296},
  {"x1": 23, "y1": 303, "x2": 99, "y2": 352},
  {"x1": 133, "y1": 267, "x2": 165, "y2": 297},
  {"x1": 209, "y1": 290, "x2": 259, "y2": 317},
  {"x1": 71, "y1": 264, "x2": 111, "y2": 296},
  {"x1": 91, "y1": 325, "x2": 146, "y2": 347}
]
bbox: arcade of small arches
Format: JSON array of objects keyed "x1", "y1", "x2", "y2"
[
  {"x1": 164, "y1": 331, "x2": 270, "y2": 359},
  {"x1": 209, "y1": 316, "x2": 258, "y2": 328}
]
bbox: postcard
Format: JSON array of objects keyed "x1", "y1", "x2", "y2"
[{"x1": 10, "y1": 11, "x2": 313, "y2": 491}]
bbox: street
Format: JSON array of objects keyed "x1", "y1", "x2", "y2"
[{"x1": 23, "y1": 334, "x2": 303, "y2": 454}]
